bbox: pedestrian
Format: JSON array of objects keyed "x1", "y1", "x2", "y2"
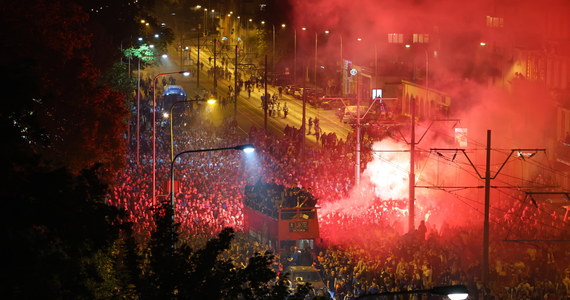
[
  {"x1": 315, "y1": 124, "x2": 321, "y2": 142},
  {"x1": 283, "y1": 103, "x2": 289, "y2": 118},
  {"x1": 307, "y1": 117, "x2": 313, "y2": 135},
  {"x1": 278, "y1": 86, "x2": 283, "y2": 99}
]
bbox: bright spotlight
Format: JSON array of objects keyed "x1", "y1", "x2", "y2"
[
  {"x1": 154, "y1": 34, "x2": 159, "y2": 38},
  {"x1": 405, "y1": 44, "x2": 411, "y2": 48},
  {"x1": 182, "y1": 71, "x2": 191, "y2": 76},
  {"x1": 236, "y1": 144, "x2": 255, "y2": 153},
  {"x1": 161, "y1": 54, "x2": 168, "y2": 59},
  {"x1": 207, "y1": 98, "x2": 217, "y2": 104},
  {"x1": 448, "y1": 294, "x2": 468, "y2": 300},
  {"x1": 138, "y1": 37, "x2": 143, "y2": 41},
  {"x1": 162, "y1": 112, "x2": 169, "y2": 119},
  {"x1": 149, "y1": 44, "x2": 155, "y2": 48}
]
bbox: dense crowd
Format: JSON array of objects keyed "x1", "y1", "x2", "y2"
[{"x1": 109, "y1": 63, "x2": 570, "y2": 299}]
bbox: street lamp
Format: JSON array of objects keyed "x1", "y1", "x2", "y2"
[
  {"x1": 358, "y1": 285, "x2": 468, "y2": 300},
  {"x1": 137, "y1": 53, "x2": 167, "y2": 165},
  {"x1": 152, "y1": 71, "x2": 190, "y2": 205},
  {"x1": 271, "y1": 23, "x2": 287, "y2": 84},
  {"x1": 168, "y1": 144, "x2": 255, "y2": 247},
  {"x1": 168, "y1": 99, "x2": 217, "y2": 161}
]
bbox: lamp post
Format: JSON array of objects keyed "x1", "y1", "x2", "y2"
[
  {"x1": 300, "y1": 27, "x2": 320, "y2": 87},
  {"x1": 357, "y1": 285, "x2": 468, "y2": 300},
  {"x1": 271, "y1": 23, "x2": 286, "y2": 84},
  {"x1": 314, "y1": 31, "x2": 318, "y2": 88},
  {"x1": 168, "y1": 144, "x2": 255, "y2": 247},
  {"x1": 137, "y1": 53, "x2": 167, "y2": 165},
  {"x1": 168, "y1": 98, "x2": 216, "y2": 161},
  {"x1": 294, "y1": 29, "x2": 297, "y2": 85},
  {"x1": 152, "y1": 71, "x2": 190, "y2": 205}
]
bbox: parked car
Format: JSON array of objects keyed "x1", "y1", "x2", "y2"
[
  {"x1": 338, "y1": 105, "x2": 360, "y2": 123},
  {"x1": 320, "y1": 98, "x2": 347, "y2": 110},
  {"x1": 285, "y1": 266, "x2": 331, "y2": 299}
]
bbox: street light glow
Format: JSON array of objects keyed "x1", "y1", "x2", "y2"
[
  {"x1": 161, "y1": 54, "x2": 168, "y2": 58},
  {"x1": 182, "y1": 71, "x2": 190, "y2": 76},
  {"x1": 154, "y1": 34, "x2": 159, "y2": 38},
  {"x1": 207, "y1": 98, "x2": 217, "y2": 104},
  {"x1": 235, "y1": 144, "x2": 255, "y2": 153},
  {"x1": 448, "y1": 293, "x2": 469, "y2": 300}
]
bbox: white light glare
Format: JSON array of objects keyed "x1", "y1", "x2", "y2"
[
  {"x1": 448, "y1": 293, "x2": 468, "y2": 300},
  {"x1": 243, "y1": 147, "x2": 255, "y2": 154}
]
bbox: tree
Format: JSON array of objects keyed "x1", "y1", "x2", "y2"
[
  {"x1": 135, "y1": 201, "x2": 298, "y2": 300},
  {"x1": 0, "y1": 114, "x2": 126, "y2": 298},
  {"x1": 0, "y1": 0, "x2": 130, "y2": 177}
]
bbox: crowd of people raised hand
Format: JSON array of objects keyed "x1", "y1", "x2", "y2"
[{"x1": 110, "y1": 97, "x2": 570, "y2": 299}]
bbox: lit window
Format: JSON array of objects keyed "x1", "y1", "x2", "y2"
[
  {"x1": 388, "y1": 33, "x2": 403, "y2": 44},
  {"x1": 413, "y1": 33, "x2": 429, "y2": 43},
  {"x1": 486, "y1": 16, "x2": 504, "y2": 28}
]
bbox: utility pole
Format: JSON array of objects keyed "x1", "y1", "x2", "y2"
[
  {"x1": 234, "y1": 44, "x2": 238, "y2": 118},
  {"x1": 409, "y1": 97, "x2": 416, "y2": 232},
  {"x1": 355, "y1": 74, "x2": 361, "y2": 185},
  {"x1": 196, "y1": 35, "x2": 200, "y2": 89},
  {"x1": 294, "y1": 29, "x2": 297, "y2": 86},
  {"x1": 314, "y1": 32, "x2": 318, "y2": 87},
  {"x1": 339, "y1": 35, "x2": 343, "y2": 97},
  {"x1": 431, "y1": 132, "x2": 545, "y2": 291},
  {"x1": 483, "y1": 130, "x2": 491, "y2": 289},
  {"x1": 213, "y1": 38, "x2": 217, "y2": 93},
  {"x1": 264, "y1": 55, "x2": 268, "y2": 131},
  {"x1": 301, "y1": 74, "x2": 307, "y2": 160}
]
